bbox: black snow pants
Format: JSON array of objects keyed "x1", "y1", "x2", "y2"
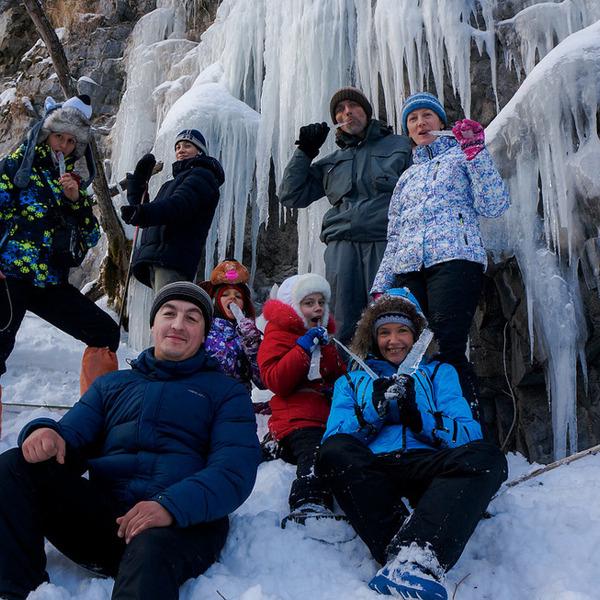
[
  {"x1": 318, "y1": 434, "x2": 507, "y2": 568},
  {"x1": 395, "y1": 259, "x2": 484, "y2": 418},
  {"x1": 0, "y1": 277, "x2": 120, "y2": 377},
  {"x1": 325, "y1": 240, "x2": 386, "y2": 345},
  {"x1": 0, "y1": 448, "x2": 228, "y2": 600},
  {"x1": 278, "y1": 427, "x2": 333, "y2": 511}
]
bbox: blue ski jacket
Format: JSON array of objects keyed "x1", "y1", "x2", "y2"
[
  {"x1": 19, "y1": 347, "x2": 261, "y2": 527},
  {"x1": 323, "y1": 356, "x2": 482, "y2": 454}
]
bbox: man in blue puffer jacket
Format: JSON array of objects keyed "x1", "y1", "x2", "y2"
[
  {"x1": 0, "y1": 282, "x2": 261, "y2": 600},
  {"x1": 319, "y1": 288, "x2": 507, "y2": 599}
]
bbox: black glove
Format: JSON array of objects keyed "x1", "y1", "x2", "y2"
[
  {"x1": 295, "y1": 122, "x2": 330, "y2": 159},
  {"x1": 386, "y1": 376, "x2": 422, "y2": 432},
  {"x1": 371, "y1": 377, "x2": 395, "y2": 418},
  {"x1": 126, "y1": 153, "x2": 156, "y2": 206},
  {"x1": 120, "y1": 204, "x2": 139, "y2": 225},
  {"x1": 134, "y1": 153, "x2": 156, "y2": 182}
]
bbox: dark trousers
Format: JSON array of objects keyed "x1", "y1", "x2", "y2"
[
  {"x1": 318, "y1": 434, "x2": 507, "y2": 568},
  {"x1": 0, "y1": 448, "x2": 228, "y2": 600},
  {"x1": 396, "y1": 260, "x2": 484, "y2": 417},
  {"x1": 0, "y1": 277, "x2": 120, "y2": 377},
  {"x1": 279, "y1": 427, "x2": 333, "y2": 511},
  {"x1": 325, "y1": 240, "x2": 387, "y2": 344}
]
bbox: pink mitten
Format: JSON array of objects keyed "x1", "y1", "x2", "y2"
[{"x1": 452, "y1": 119, "x2": 485, "y2": 161}]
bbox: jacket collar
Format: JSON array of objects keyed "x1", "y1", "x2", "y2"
[
  {"x1": 171, "y1": 154, "x2": 225, "y2": 184},
  {"x1": 131, "y1": 346, "x2": 220, "y2": 380},
  {"x1": 412, "y1": 135, "x2": 458, "y2": 164},
  {"x1": 335, "y1": 118, "x2": 392, "y2": 150}
]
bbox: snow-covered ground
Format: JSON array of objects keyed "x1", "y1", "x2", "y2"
[{"x1": 1, "y1": 311, "x2": 599, "y2": 600}]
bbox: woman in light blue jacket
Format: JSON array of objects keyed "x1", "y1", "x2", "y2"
[
  {"x1": 319, "y1": 288, "x2": 507, "y2": 599},
  {"x1": 371, "y1": 92, "x2": 510, "y2": 418}
]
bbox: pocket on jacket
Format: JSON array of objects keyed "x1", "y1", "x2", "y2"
[
  {"x1": 323, "y1": 157, "x2": 353, "y2": 206},
  {"x1": 371, "y1": 149, "x2": 409, "y2": 192}
]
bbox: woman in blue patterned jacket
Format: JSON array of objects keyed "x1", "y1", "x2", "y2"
[
  {"x1": 371, "y1": 92, "x2": 510, "y2": 418},
  {"x1": 319, "y1": 288, "x2": 507, "y2": 599}
]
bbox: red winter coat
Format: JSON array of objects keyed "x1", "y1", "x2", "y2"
[{"x1": 258, "y1": 299, "x2": 347, "y2": 441}]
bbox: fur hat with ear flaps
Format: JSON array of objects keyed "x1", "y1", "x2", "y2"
[
  {"x1": 13, "y1": 94, "x2": 96, "y2": 189},
  {"x1": 350, "y1": 287, "x2": 428, "y2": 360}
]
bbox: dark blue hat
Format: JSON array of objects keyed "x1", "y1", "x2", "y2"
[
  {"x1": 401, "y1": 92, "x2": 447, "y2": 136},
  {"x1": 174, "y1": 129, "x2": 207, "y2": 154}
]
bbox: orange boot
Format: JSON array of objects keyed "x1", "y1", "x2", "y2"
[{"x1": 80, "y1": 347, "x2": 118, "y2": 396}]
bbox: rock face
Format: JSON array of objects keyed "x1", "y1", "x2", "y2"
[{"x1": 1, "y1": 0, "x2": 598, "y2": 463}]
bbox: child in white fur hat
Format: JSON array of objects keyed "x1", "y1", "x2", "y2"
[{"x1": 257, "y1": 273, "x2": 346, "y2": 525}]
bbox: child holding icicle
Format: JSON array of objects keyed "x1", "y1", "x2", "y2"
[
  {"x1": 257, "y1": 273, "x2": 346, "y2": 526},
  {"x1": 201, "y1": 259, "x2": 264, "y2": 394}
]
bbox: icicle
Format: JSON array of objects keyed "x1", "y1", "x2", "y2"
[{"x1": 483, "y1": 21, "x2": 600, "y2": 458}]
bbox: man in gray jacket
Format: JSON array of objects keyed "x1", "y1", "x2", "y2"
[{"x1": 279, "y1": 87, "x2": 412, "y2": 343}]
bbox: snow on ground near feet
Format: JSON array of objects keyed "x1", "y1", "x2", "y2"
[{"x1": 1, "y1": 312, "x2": 599, "y2": 599}]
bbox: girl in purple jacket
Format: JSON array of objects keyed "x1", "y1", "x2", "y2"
[{"x1": 201, "y1": 259, "x2": 263, "y2": 393}]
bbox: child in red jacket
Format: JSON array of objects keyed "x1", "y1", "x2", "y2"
[{"x1": 258, "y1": 273, "x2": 346, "y2": 524}]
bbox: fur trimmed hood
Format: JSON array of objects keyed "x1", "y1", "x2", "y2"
[
  {"x1": 262, "y1": 298, "x2": 336, "y2": 336},
  {"x1": 274, "y1": 273, "x2": 331, "y2": 328},
  {"x1": 351, "y1": 287, "x2": 428, "y2": 360}
]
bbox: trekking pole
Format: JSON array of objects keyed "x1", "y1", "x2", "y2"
[
  {"x1": 116, "y1": 162, "x2": 163, "y2": 329},
  {"x1": 503, "y1": 443, "x2": 600, "y2": 489}
]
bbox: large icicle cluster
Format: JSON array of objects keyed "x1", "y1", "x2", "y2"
[
  {"x1": 484, "y1": 21, "x2": 600, "y2": 458},
  {"x1": 110, "y1": 0, "x2": 600, "y2": 457}
]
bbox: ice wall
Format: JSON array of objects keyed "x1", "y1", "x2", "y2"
[
  {"x1": 499, "y1": 0, "x2": 600, "y2": 78},
  {"x1": 484, "y1": 21, "x2": 600, "y2": 458},
  {"x1": 110, "y1": 0, "x2": 600, "y2": 456}
]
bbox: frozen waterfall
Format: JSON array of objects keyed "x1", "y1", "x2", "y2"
[{"x1": 109, "y1": 0, "x2": 600, "y2": 458}]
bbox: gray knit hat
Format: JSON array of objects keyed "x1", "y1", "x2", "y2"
[
  {"x1": 150, "y1": 281, "x2": 213, "y2": 330},
  {"x1": 329, "y1": 87, "x2": 373, "y2": 124}
]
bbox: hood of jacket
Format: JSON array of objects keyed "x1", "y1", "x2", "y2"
[
  {"x1": 172, "y1": 154, "x2": 225, "y2": 185},
  {"x1": 335, "y1": 118, "x2": 393, "y2": 150},
  {"x1": 262, "y1": 298, "x2": 336, "y2": 336},
  {"x1": 350, "y1": 290, "x2": 428, "y2": 360}
]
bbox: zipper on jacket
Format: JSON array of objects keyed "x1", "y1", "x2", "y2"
[
  {"x1": 432, "y1": 161, "x2": 439, "y2": 181},
  {"x1": 458, "y1": 212, "x2": 468, "y2": 245}
]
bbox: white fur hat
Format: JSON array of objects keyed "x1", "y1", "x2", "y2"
[{"x1": 277, "y1": 273, "x2": 331, "y2": 327}]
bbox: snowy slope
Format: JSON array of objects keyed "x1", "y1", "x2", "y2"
[{"x1": 1, "y1": 312, "x2": 599, "y2": 600}]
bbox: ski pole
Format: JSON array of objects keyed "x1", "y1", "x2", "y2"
[{"x1": 116, "y1": 161, "x2": 163, "y2": 329}]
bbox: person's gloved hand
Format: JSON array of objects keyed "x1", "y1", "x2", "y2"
[
  {"x1": 126, "y1": 153, "x2": 156, "y2": 206},
  {"x1": 385, "y1": 376, "x2": 422, "y2": 432},
  {"x1": 296, "y1": 326, "x2": 328, "y2": 354},
  {"x1": 452, "y1": 119, "x2": 485, "y2": 161},
  {"x1": 295, "y1": 122, "x2": 330, "y2": 159},
  {"x1": 238, "y1": 317, "x2": 262, "y2": 349},
  {"x1": 133, "y1": 153, "x2": 156, "y2": 183},
  {"x1": 120, "y1": 204, "x2": 139, "y2": 224},
  {"x1": 371, "y1": 377, "x2": 395, "y2": 418}
]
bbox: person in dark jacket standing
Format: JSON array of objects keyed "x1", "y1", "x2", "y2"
[
  {"x1": 0, "y1": 282, "x2": 261, "y2": 600},
  {"x1": 0, "y1": 94, "x2": 119, "y2": 407},
  {"x1": 120, "y1": 129, "x2": 225, "y2": 292},
  {"x1": 318, "y1": 288, "x2": 507, "y2": 599},
  {"x1": 278, "y1": 87, "x2": 412, "y2": 343}
]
